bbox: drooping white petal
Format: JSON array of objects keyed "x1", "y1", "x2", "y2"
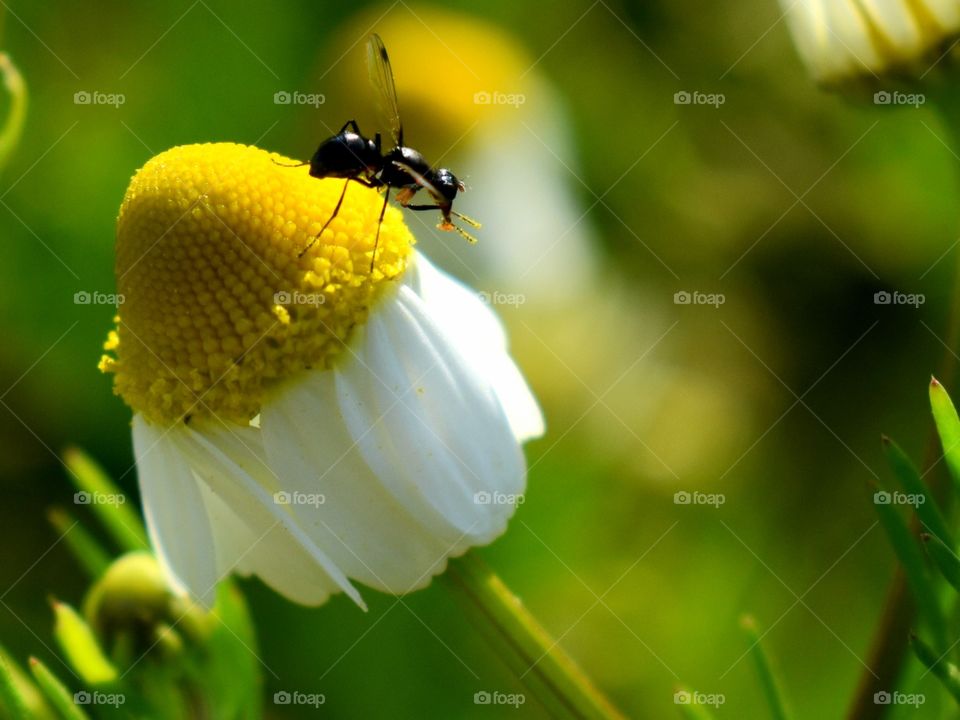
[
  {"x1": 194, "y1": 479, "x2": 342, "y2": 606},
  {"x1": 260, "y1": 371, "x2": 455, "y2": 593},
  {"x1": 410, "y1": 252, "x2": 545, "y2": 442},
  {"x1": 170, "y1": 421, "x2": 365, "y2": 608},
  {"x1": 132, "y1": 415, "x2": 219, "y2": 607},
  {"x1": 333, "y1": 266, "x2": 527, "y2": 550}
]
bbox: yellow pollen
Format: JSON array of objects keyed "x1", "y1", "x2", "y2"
[{"x1": 99, "y1": 142, "x2": 413, "y2": 426}]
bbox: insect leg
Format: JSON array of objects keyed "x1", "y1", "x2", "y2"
[
  {"x1": 299, "y1": 179, "x2": 351, "y2": 258},
  {"x1": 406, "y1": 205, "x2": 481, "y2": 226},
  {"x1": 370, "y1": 187, "x2": 392, "y2": 272},
  {"x1": 404, "y1": 205, "x2": 480, "y2": 244}
]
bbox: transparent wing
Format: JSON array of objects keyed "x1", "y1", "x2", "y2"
[
  {"x1": 366, "y1": 33, "x2": 403, "y2": 147},
  {"x1": 391, "y1": 160, "x2": 438, "y2": 195}
]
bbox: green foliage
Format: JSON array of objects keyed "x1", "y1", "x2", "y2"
[
  {"x1": 0, "y1": 450, "x2": 262, "y2": 720},
  {"x1": 879, "y1": 378, "x2": 960, "y2": 704}
]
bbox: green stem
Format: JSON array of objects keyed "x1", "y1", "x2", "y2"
[{"x1": 445, "y1": 553, "x2": 624, "y2": 720}]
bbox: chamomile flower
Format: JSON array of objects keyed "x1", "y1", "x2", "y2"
[
  {"x1": 100, "y1": 143, "x2": 544, "y2": 609},
  {"x1": 780, "y1": 0, "x2": 960, "y2": 83}
]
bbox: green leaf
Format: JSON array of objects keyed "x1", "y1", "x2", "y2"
[
  {"x1": 911, "y1": 632, "x2": 960, "y2": 703},
  {"x1": 0, "y1": 651, "x2": 31, "y2": 720},
  {"x1": 871, "y1": 483, "x2": 948, "y2": 650},
  {"x1": 882, "y1": 436, "x2": 953, "y2": 546},
  {"x1": 46, "y1": 509, "x2": 111, "y2": 579},
  {"x1": 28, "y1": 658, "x2": 90, "y2": 720},
  {"x1": 51, "y1": 601, "x2": 117, "y2": 685},
  {"x1": 922, "y1": 533, "x2": 960, "y2": 592},
  {"x1": 62, "y1": 447, "x2": 148, "y2": 553},
  {"x1": 740, "y1": 616, "x2": 790, "y2": 720},
  {"x1": 930, "y1": 377, "x2": 960, "y2": 494}
]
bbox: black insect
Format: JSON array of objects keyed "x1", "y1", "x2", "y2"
[{"x1": 282, "y1": 34, "x2": 480, "y2": 270}]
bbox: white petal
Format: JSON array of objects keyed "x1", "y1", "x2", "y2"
[
  {"x1": 410, "y1": 252, "x2": 545, "y2": 442},
  {"x1": 170, "y1": 421, "x2": 365, "y2": 608},
  {"x1": 782, "y1": 0, "x2": 883, "y2": 81},
  {"x1": 917, "y1": 0, "x2": 960, "y2": 29},
  {"x1": 194, "y1": 479, "x2": 340, "y2": 606},
  {"x1": 260, "y1": 371, "x2": 455, "y2": 593},
  {"x1": 858, "y1": 0, "x2": 923, "y2": 56},
  {"x1": 132, "y1": 415, "x2": 218, "y2": 608},
  {"x1": 334, "y1": 272, "x2": 526, "y2": 548}
]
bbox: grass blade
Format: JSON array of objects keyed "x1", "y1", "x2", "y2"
[
  {"x1": 882, "y1": 436, "x2": 953, "y2": 546},
  {"x1": 47, "y1": 509, "x2": 111, "y2": 579},
  {"x1": 0, "y1": 651, "x2": 31, "y2": 720},
  {"x1": 911, "y1": 632, "x2": 960, "y2": 703},
  {"x1": 740, "y1": 615, "x2": 790, "y2": 720},
  {"x1": 921, "y1": 533, "x2": 960, "y2": 592},
  {"x1": 930, "y1": 377, "x2": 960, "y2": 495},
  {"x1": 62, "y1": 447, "x2": 148, "y2": 553},
  {"x1": 28, "y1": 658, "x2": 90, "y2": 720},
  {"x1": 0, "y1": 53, "x2": 26, "y2": 176},
  {"x1": 871, "y1": 483, "x2": 947, "y2": 650},
  {"x1": 673, "y1": 688, "x2": 718, "y2": 719}
]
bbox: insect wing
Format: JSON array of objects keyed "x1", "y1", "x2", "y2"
[{"x1": 366, "y1": 33, "x2": 404, "y2": 147}]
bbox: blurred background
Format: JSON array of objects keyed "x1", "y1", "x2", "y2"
[{"x1": 0, "y1": 0, "x2": 957, "y2": 717}]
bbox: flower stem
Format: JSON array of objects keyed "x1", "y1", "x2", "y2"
[{"x1": 445, "y1": 552, "x2": 624, "y2": 719}]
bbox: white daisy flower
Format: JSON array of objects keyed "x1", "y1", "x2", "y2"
[
  {"x1": 100, "y1": 143, "x2": 544, "y2": 609},
  {"x1": 779, "y1": 0, "x2": 960, "y2": 83}
]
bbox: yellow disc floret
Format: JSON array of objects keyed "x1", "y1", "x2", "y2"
[{"x1": 99, "y1": 142, "x2": 413, "y2": 426}]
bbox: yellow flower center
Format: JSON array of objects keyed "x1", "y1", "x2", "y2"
[{"x1": 99, "y1": 142, "x2": 413, "y2": 426}]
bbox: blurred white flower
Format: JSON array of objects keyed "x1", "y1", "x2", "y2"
[{"x1": 780, "y1": 0, "x2": 960, "y2": 82}]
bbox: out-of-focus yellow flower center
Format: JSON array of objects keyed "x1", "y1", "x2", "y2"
[{"x1": 99, "y1": 142, "x2": 413, "y2": 426}]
